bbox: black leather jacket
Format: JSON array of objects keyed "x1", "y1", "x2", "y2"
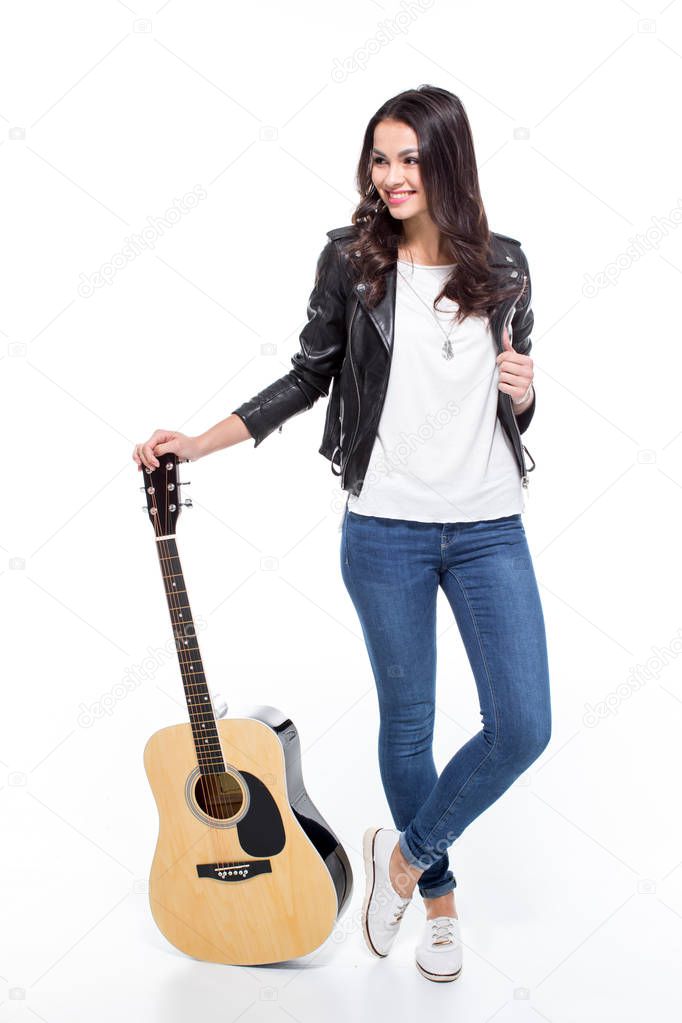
[{"x1": 232, "y1": 224, "x2": 536, "y2": 498}]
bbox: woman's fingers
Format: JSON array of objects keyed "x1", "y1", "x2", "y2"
[
  {"x1": 133, "y1": 430, "x2": 191, "y2": 470},
  {"x1": 141, "y1": 442, "x2": 160, "y2": 468},
  {"x1": 132, "y1": 430, "x2": 169, "y2": 469}
]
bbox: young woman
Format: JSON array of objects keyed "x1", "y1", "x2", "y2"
[{"x1": 133, "y1": 85, "x2": 551, "y2": 984}]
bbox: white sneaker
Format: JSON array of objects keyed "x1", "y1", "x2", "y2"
[
  {"x1": 361, "y1": 826, "x2": 413, "y2": 958},
  {"x1": 415, "y1": 915, "x2": 463, "y2": 983}
]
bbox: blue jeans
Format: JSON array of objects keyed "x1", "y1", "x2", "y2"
[{"x1": 340, "y1": 506, "x2": 551, "y2": 899}]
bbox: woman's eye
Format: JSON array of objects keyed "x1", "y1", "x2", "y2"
[{"x1": 372, "y1": 157, "x2": 419, "y2": 165}]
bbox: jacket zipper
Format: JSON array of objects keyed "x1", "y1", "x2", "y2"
[
  {"x1": 343, "y1": 285, "x2": 398, "y2": 494},
  {"x1": 341, "y1": 296, "x2": 360, "y2": 488},
  {"x1": 502, "y1": 272, "x2": 532, "y2": 489}
]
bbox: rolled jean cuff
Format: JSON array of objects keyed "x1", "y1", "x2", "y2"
[
  {"x1": 419, "y1": 877, "x2": 456, "y2": 898},
  {"x1": 399, "y1": 831, "x2": 457, "y2": 894}
]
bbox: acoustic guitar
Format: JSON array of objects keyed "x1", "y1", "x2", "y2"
[{"x1": 141, "y1": 453, "x2": 353, "y2": 964}]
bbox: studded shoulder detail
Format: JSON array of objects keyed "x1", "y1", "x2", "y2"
[
  {"x1": 491, "y1": 230, "x2": 522, "y2": 246},
  {"x1": 326, "y1": 224, "x2": 359, "y2": 241}
]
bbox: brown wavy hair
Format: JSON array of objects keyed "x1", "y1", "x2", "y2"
[{"x1": 338, "y1": 84, "x2": 525, "y2": 323}]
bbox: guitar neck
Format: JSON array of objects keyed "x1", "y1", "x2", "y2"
[{"x1": 154, "y1": 536, "x2": 226, "y2": 775}]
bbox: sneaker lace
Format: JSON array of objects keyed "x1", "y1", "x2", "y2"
[
  {"x1": 391, "y1": 898, "x2": 410, "y2": 925},
  {"x1": 431, "y1": 918, "x2": 456, "y2": 945}
]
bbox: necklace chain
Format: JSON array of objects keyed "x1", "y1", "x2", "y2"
[{"x1": 396, "y1": 264, "x2": 458, "y2": 361}]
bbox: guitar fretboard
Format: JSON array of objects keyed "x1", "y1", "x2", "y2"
[{"x1": 155, "y1": 538, "x2": 226, "y2": 775}]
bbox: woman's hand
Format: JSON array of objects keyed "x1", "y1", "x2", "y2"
[
  {"x1": 496, "y1": 327, "x2": 534, "y2": 410},
  {"x1": 132, "y1": 429, "x2": 202, "y2": 471}
]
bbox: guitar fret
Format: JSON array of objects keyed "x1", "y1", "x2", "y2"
[{"x1": 151, "y1": 494, "x2": 226, "y2": 772}]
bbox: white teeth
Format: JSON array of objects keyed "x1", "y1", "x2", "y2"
[{"x1": 389, "y1": 191, "x2": 414, "y2": 197}]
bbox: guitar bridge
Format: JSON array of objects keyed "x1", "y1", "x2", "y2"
[{"x1": 196, "y1": 860, "x2": 272, "y2": 882}]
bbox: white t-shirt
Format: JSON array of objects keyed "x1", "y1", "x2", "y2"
[{"x1": 345, "y1": 259, "x2": 524, "y2": 523}]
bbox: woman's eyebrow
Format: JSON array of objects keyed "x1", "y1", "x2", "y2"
[{"x1": 371, "y1": 147, "x2": 419, "y2": 156}]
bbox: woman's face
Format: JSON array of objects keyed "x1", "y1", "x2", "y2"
[{"x1": 370, "y1": 118, "x2": 428, "y2": 220}]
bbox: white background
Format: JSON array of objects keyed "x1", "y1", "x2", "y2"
[{"x1": 2, "y1": 0, "x2": 681, "y2": 1019}]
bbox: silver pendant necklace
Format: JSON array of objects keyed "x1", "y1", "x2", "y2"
[{"x1": 397, "y1": 264, "x2": 458, "y2": 361}]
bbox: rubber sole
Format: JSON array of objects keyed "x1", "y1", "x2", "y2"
[
  {"x1": 415, "y1": 958, "x2": 463, "y2": 982},
  {"x1": 361, "y1": 826, "x2": 386, "y2": 959}
]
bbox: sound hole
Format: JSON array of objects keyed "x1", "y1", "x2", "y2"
[{"x1": 194, "y1": 771, "x2": 244, "y2": 820}]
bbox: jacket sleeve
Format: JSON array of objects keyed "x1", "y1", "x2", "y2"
[
  {"x1": 231, "y1": 238, "x2": 349, "y2": 447},
  {"x1": 511, "y1": 245, "x2": 536, "y2": 434}
]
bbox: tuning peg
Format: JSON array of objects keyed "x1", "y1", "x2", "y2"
[
  {"x1": 182, "y1": 499, "x2": 193, "y2": 508},
  {"x1": 178, "y1": 480, "x2": 191, "y2": 486}
]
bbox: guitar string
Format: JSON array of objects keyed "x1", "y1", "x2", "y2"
[
  {"x1": 150, "y1": 478, "x2": 223, "y2": 867},
  {"x1": 148, "y1": 459, "x2": 225, "y2": 864},
  {"x1": 153, "y1": 477, "x2": 226, "y2": 866},
  {"x1": 151, "y1": 457, "x2": 263, "y2": 868},
  {"x1": 157, "y1": 535, "x2": 225, "y2": 867}
]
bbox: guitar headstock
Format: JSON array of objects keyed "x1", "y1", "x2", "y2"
[{"x1": 141, "y1": 453, "x2": 191, "y2": 537}]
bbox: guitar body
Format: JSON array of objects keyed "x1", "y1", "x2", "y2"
[{"x1": 144, "y1": 705, "x2": 353, "y2": 965}]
